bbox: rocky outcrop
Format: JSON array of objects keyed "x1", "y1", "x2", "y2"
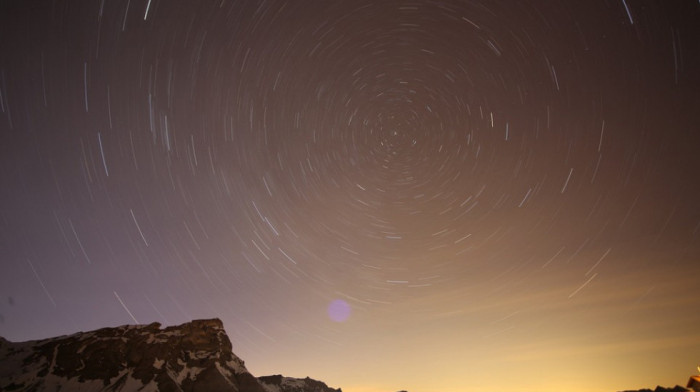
[
  {"x1": 0, "y1": 319, "x2": 332, "y2": 392},
  {"x1": 258, "y1": 375, "x2": 341, "y2": 392},
  {"x1": 619, "y1": 386, "x2": 689, "y2": 392}
]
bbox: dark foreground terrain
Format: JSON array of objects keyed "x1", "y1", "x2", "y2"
[{"x1": 0, "y1": 318, "x2": 340, "y2": 392}]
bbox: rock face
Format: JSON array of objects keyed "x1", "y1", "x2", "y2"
[{"x1": 0, "y1": 319, "x2": 336, "y2": 392}]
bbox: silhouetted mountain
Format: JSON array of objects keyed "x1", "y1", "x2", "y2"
[
  {"x1": 0, "y1": 319, "x2": 339, "y2": 392},
  {"x1": 258, "y1": 375, "x2": 341, "y2": 392},
  {"x1": 619, "y1": 386, "x2": 689, "y2": 392}
]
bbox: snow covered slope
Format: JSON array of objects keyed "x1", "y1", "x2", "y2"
[{"x1": 0, "y1": 319, "x2": 274, "y2": 391}]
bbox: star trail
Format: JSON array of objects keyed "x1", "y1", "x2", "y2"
[{"x1": 1, "y1": 1, "x2": 699, "y2": 391}]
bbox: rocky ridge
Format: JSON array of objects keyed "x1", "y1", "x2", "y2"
[
  {"x1": 619, "y1": 386, "x2": 689, "y2": 392},
  {"x1": 0, "y1": 319, "x2": 340, "y2": 392},
  {"x1": 258, "y1": 375, "x2": 341, "y2": 392}
]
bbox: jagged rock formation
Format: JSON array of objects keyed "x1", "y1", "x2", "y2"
[
  {"x1": 0, "y1": 319, "x2": 337, "y2": 392},
  {"x1": 258, "y1": 375, "x2": 341, "y2": 392}
]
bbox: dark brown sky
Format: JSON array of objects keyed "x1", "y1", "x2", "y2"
[{"x1": 1, "y1": 1, "x2": 699, "y2": 391}]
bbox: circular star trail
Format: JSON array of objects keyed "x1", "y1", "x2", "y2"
[{"x1": 1, "y1": 1, "x2": 699, "y2": 391}]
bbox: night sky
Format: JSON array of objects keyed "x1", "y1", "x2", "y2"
[{"x1": 1, "y1": 1, "x2": 700, "y2": 391}]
